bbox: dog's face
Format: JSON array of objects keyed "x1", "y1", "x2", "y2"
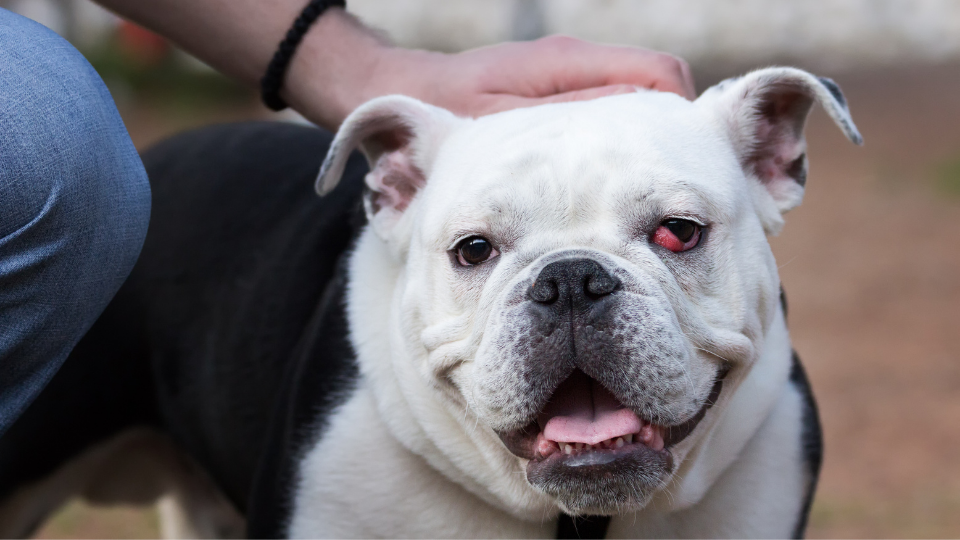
[{"x1": 318, "y1": 67, "x2": 860, "y2": 516}]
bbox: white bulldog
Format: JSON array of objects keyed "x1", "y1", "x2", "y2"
[{"x1": 290, "y1": 66, "x2": 861, "y2": 538}]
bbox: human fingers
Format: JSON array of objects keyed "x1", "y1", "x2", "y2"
[
  {"x1": 472, "y1": 84, "x2": 640, "y2": 116},
  {"x1": 479, "y1": 36, "x2": 696, "y2": 101}
]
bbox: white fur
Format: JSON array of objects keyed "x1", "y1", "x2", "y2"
[{"x1": 290, "y1": 67, "x2": 859, "y2": 537}]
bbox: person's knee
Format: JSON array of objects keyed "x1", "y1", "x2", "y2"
[
  {"x1": 0, "y1": 8, "x2": 150, "y2": 277},
  {"x1": 0, "y1": 10, "x2": 150, "y2": 429},
  {"x1": 0, "y1": 8, "x2": 151, "y2": 355}
]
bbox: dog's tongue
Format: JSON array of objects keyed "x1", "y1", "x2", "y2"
[{"x1": 540, "y1": 371, "x2": 642, "y2": 445}]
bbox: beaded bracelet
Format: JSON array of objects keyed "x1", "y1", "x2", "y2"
[{"x1": 261, "y1": 0, "x2": 346, "y2": 111}]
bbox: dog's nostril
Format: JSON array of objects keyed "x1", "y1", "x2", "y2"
[
  {"x1": 529, "y1": 279, "x2": 560, "y2": 304},
  {"x1": 585, "y1": 273, "x2": 618, "y2": 298}
]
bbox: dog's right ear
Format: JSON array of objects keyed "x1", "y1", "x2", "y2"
[
  {"x1": 316, "y1": 95, "x2": 461, "y2": 232},
  {"x1": 697, "y1": 67, "x2": 862, "y2": 223}
]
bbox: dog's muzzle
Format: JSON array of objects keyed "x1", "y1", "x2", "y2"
[
  {"x1": 496, "y1": 368, "x2": 727, "y2": 514},
  {"x1": 492, "y1": 258, "x2": 728, "y2": 513}
]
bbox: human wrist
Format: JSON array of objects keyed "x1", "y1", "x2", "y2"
[
  {"x1": 260, "y1": 0, "x2": 346, "y2": 111},
  {"x1": 280, "y1": 9, "x2": 448, "y2": 131},
  {"x1": 282, "y1": 11, "x2": 451, "y2": 130},
  {"x1": 278, "y1": 8, "x2": 375, "y2": 129}
]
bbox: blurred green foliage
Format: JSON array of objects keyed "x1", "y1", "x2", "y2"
[
  {"x1": 936, "y1": 155, "x2": 960, "y2": 197},
  {"x1": 81, "y1": 34, "x2": 255, "y2": 114}
]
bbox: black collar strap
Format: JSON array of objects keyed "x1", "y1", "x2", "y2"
[{"x1": 556, "y1": 514, "x2": 611, "y2": 539}]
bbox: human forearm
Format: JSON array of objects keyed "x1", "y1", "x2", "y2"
[
  {"x1": 95, "y1": 0, "x2": 304, "y2": 85},
  {"x1": 93, "y1": 0, "x2": 386, "y2": 130}
]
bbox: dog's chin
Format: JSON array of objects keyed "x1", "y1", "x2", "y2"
[
  {"x1": 526, "y1": 434, "x2": 672, "y2": 515},
  {"x1": 495, "y1": 369, "x2": 727, "y2": 515}
]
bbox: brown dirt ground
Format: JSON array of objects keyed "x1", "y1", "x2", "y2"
[
  {"x1": 774, "y1": 63, "x2": 960, "y2": 538},
  {"x1": 32, "y1": 63, "x2": 960, "y2": 538}
]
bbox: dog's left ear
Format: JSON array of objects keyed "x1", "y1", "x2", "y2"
[
  {"x1": 316, "y1": 95, "x2": 462, "y2": 233},
  {"x1": 698, "y1": 67, "x2": 862, "y2": 215}
]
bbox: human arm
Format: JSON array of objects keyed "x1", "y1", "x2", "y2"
[{"x1": 93, "y1": 0, "x2": 696, "y2": 131}]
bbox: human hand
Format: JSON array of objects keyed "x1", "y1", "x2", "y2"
[
  {"x1": 283, "y1": 10, "x2": 695, "y2": 130},
  {"x1": 376, "y1": 35, "x2": 696, "y2": 119}
]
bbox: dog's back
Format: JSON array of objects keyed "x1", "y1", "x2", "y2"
[{"x1": 0, "y1": 122, "x2": 365, "y2": 537}]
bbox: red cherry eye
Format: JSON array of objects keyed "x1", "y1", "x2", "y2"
[{"x1": 652, "y1": 219, "x2": 702, "y2": 252}]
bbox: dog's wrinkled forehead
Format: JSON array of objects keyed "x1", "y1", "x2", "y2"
[
  {"x1": 317, "y1": 67, "x2": 860, "y2": 241},
  {"x1": 417, "y1": 91, "x2": 743, "y2": 246}
]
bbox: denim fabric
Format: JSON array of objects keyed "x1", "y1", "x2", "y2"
[{"x1": 0, "y1": 9, "x2": 151, "y2": 434}]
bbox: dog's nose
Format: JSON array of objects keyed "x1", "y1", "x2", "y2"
[{"x1": 529, "y1": 258, "x2": 620, "y2": 306}]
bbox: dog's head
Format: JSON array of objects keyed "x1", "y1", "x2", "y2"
[{"x1": 318, "y1": 67, "x2": 860, "y2": 516}]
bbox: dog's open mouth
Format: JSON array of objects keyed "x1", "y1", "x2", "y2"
[
  {"x1": 496, "y1": 368, "x2": 727, "y2": 513},
  {"x1": 534, "y1": 370, "x2": 666, "y2": 458}
]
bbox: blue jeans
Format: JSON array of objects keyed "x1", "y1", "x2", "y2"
[{"x1": 0, "y1": 9, "x2": 150, "y2": 434}]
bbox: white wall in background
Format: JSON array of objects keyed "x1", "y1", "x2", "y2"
[
  {"x1": 6, "y1": 0, "x2": 117, "y2": 47},
  {"x1": 11, "y1": 0, "x2": 960, "y2": 72},
  {"x1": 349, "y1": 0, "x2": 960, "y2": 71},
  {"x1": 349, "y1": 0, "x2": 517, "y2": 52}
]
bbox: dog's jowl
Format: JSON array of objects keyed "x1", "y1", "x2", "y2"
[{"x1": 0, "y1": 67, "x2": 859, "y2": 539}]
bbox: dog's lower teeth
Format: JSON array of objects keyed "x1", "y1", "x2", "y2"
[{"x1": 551, "y1": 433, "x2": 651, "y2": 455}]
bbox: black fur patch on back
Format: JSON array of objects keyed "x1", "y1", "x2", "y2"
[
  {"x1": 780, "y1": 286, "x2": 789, "y2": 320},
  {"x1": 135, "y1": 123, "x2": 369, "y2": 515},
  {"x1": 788, "y1": 352, "x2": 823, "y2": 539},
  {"x1": 245, "y1": 258, "x2": 360, "y2": 538}
]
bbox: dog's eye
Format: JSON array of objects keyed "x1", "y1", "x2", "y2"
[
  {"x1": 652, "y1": 219, "x2": 702, "y2": 252},
  {"x1": 455, "y1": 236, "x2": 499, "y2": 266}
]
